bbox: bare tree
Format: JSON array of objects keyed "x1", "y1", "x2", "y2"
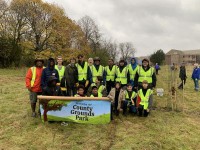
[
  {"x1": 119, "y1": 42, "x2": 135, "y2": 62},
  {"x1": 102, "y1": 39, "x2": 118, "y2": 62},
  {"x1": 78, "y1": 15, "x2": 101, "y2": 52}
]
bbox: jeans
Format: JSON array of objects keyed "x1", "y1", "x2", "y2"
[
  {"x1": 193, "y1": 79, "x2": 199, "y2": 91},
  {"x1": 123, "y1": 100, "x2": 137, "y2": 114}
]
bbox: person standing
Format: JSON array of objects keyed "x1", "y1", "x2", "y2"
[
  {"x1": 127, "y1": 57, "x2": 138, "y2": 88},
  {"x1": 155, "y1": 63, "x2": 160, "y2": 75},
  {"x1": 55, "y1": 56, "x2": 65, "y2": 82},
  {"x1": 134, "y1": 58, "x2": 156, "y2": 90},
  {"x1": 76, "y1": 54, "x2": 91, "y2": 93},
  {"x1": 88, "y1": 58, "x2": 94, "y2": 68},
  {"x1": 178, "y1": 63, "x2": 187, "y2": 89},
  {"x1": 90, "y1": 57, "x2": 105, "y2": 84},
  {"x1": 64, "y1": 58, "x2": 78, "y2": 96},
  {"x1": 25, "y1": 58, "x2": 44, "y2": 117},
  {"x1": 105, "y1": 59, "x2": 117, "y2": 94},
  {"x1": 115, "y1": 59, "x2": 130, "y2": 89},
  {"x1": 41, "y1": 58, "x2": 59, "y2": 91},
  {"x1": 191, "y1": 63, "x2": 200, "y2": 91}
]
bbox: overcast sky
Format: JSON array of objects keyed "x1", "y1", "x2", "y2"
[{"x1": 44, "y1": 0, "x2": 200, "y2": 57}]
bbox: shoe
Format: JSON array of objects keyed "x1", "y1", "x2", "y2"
[{"x1": 31, "y1": 112, "x2": 36, "y2": 117}]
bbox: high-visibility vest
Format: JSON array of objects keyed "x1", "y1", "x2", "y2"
[
  {"x1": 31, "y1": 66, "x2": 45, "y2": 87},
  {"x1": 128, "y1": 64, "x2": 138, "y2": 80},
  {"x1": 91, "y1": 65, "x2": 104, "y2": 82},
  {"x1": 55, "y1": 65, "x2": 65, "y2": 81},
  {"x1": 90, "y1": 83, "x2": 105, "y2": 95},
  {"x1": 105, "y1": 65, "x2": 117, "y2": 81},
  {"x1": 125, "y1": 90, "x2": 137, "y2": 101},
  {"x1": 138, "y1": 89, "x2": 152, "y2": 109},
  {"x1": 90, "y1": 93, "x2": 102, "y2": 97},
  {"x1": 76, "y1": 62, "x2": 88, "y2": 81},
  {"x1": 74, "y1": 94, "x2": 86, "y2": 97},
  {"x1": 138, "y1": 66, "x2": 154, "y2": 83},
  {"x1": 116, "y1": 66, "x2": 128, "y2": 84}
]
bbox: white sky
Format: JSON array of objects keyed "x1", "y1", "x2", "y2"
[{"x1": 44, "y1": 0, "x2": 200, "y2": 57}]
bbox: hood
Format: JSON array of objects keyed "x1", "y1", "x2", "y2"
[
  {"x1": 130, "y1": 57, "x2": 138, "y2": 70},
  {"x1": 48, "y1": 58, "x2": 55, "y2": 69}
]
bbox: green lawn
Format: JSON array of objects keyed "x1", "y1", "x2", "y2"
[{"x1": 0, "y1": 67, "x2": 199, "y2": 150}]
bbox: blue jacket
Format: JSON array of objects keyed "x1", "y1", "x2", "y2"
[
  {"x1": 41, "y1": 58, "x2": 59, "y2": 89},
  {"x1": 192, "y1": 67, "x2": 200, "y2": 79}
]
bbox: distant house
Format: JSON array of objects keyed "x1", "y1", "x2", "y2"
[{"x1": 165, "y1": 49, "x2": 200, "y2": 65}]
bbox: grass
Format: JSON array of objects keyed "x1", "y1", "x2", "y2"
[{"x1": 0, "y1": 66, "x2": 200, "y2": 150}]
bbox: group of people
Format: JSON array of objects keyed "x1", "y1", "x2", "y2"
[{"x1": 26, "y1": 55, "x2": 157, "y2": 119}]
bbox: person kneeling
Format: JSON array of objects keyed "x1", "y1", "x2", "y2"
[
  {"x1": 42, "y1": 76, "x2": 62, "y2": 96},
  {"x1": 108, "y1": 82, "x2": 124, "y2": 120},
  {"x1": 122, "y1": 84, "x2": 137, "y2": 116},
  {"x1": 137, "y1": 80, "x2": 153, "y2": 117},
  {"x1": 75, "y1": 85, "x2": 86, "y2": 97},
  {"x1": 90, "y1": 86, "x2": 102, "y2": 97}
]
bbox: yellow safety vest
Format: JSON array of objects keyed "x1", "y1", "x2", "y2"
[
  {"x1": 138, "y1": 89, "x2": 152, "y2": 109},
  {"x1": 55, "y1": 65, "x2": 65, "y2": 81},
  {"x1": 128, "y1": 64, "x2": 138, "y2": 80},
  {"x1": 105, "y1": 65, "x2": 117, "y2": 81},
  {"x1": 138, "y1": 67, "x2": 154, "y2": 83},
  {"x1": 76, "y1": 62, "x2": 88, "y2": 81},
  {"x1": 125, "y1": 90, "x2": 137, "y2": 101},
  {"x1": 31, "y1": 66, "x2": 45, "y2": 87},
  {"x1": 90, "y1": 93, "x2": 102, "y2": 97},
  {"x1": 90, "y1": 83, "x2": 105, "y2": 95},
  {"x1": 91, "y1": 65, "x2": 104, "y2": 82},
  {"x1": 116, "y1": 66, "x2": 128, "y2": 84}
]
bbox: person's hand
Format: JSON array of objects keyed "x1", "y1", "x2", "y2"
[
  {"x1": 76, "y1": 82, "x2": 79, "y2": 87},
  {"x1": 147, "y1": 109, "x2": 150, "y2": 112},
  {"x1": 85, "y1": 80, "x2": 89, "y2": 87}
]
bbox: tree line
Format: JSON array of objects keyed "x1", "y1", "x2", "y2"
[{"x1": 0, "y1": 0, "x2": 136, "y2": 68}]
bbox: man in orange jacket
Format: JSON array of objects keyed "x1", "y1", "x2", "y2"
[{"x1": 25, "y1": 58, "x2": 44, "y2": 117}]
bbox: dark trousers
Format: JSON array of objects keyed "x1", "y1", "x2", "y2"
[
  {"x1": 111, "y1": 99, "x2": 119, "y2": 120},
  {"x1": 123, "y1": 100, "x2": 137, "y2": 114},
  {"x1": 67, "y1": 86, "x2": 77, "y2": 96},
  {"x1": 138, "y1": 105, "x2": 149, "y2": 117},
  {"x1": 156, "y1": 69, "x2": 159, "y2": 75},
  {"x1": 178, "y1": 79, "x2": 186, "y2": 89},
  {"x1": 106, "y1": 81, "x2": 115, "y2": 94}
]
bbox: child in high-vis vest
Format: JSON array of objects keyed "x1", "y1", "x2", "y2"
[
  {"x1": 137, "y1": 80, "x2": 153, "y2": 117},
  {"x1": 90, "y1": 86, "x2": 102, "y2": 97},
  {"x1": 87, "y1": 76, "x2": 107, "y2": 97},
  {"x1": 75, "y1": 85, "x2": 86, "y2": 97},
  {"x1": 122, "y1": 84, "x2": 137, "y2": 115}
]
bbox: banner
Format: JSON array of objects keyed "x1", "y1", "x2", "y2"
[{"x1": 40, "y1": 100, "x2": 111, "y2": 124}]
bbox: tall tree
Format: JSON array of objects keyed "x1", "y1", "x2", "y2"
[
  {"x1": 78, "y1": 15, "x2": 101, "y2": 52},
  {"x1": 150, "y1": 49, "x2": 165, "y2": 65},
  {"x1": 119, "y1": 42, "x2": 135, "y2": 62}
]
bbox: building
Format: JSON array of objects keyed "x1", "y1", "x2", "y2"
[{"x1": 165, "y1": 49, "x2": 200, "y2": 65}]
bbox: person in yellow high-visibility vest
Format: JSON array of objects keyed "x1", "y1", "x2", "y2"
[
  {"x1": 134, "y1": 58, "x2": 156, "y2": 90},
  {"x1": 90, "y1": 85, "x2": 103, "y2": 97},
  {"x1": 115, "y1": 59, "x2": 130, "y2": 89},
  {"x1": 87, "y1": 76, "x2": 107, "y2": 97},
  {"x1": 55, "y1": 56, "x2": 65, "y2": 82},
  {"x1": 105, "y1": 58, "x2": 117, "y2": 94},
  {"x1": 137, "y1": 80, "x2": 153, "y2": 117},
  {"x1": 25, "y1": 58, "x2": 44, "y2": 117},
  {"x1": 122, "y1": 84, "x2": 137, "y2": 116},
  {"x1": 90, "y1": 57, "x2": 106, "y2": 84},
  {"x1": 76, "y1": 54, "x2": 91, "y2": 94},
  {"x1": 127, "y1": 57, "x2": 138, "y2": 88}
]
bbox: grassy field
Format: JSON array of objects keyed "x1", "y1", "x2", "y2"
[{"x1": 0, "y1": 66, "x2": 200, "y2": 150}]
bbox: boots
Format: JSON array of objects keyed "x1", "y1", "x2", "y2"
[{"x1": 31, "y1": 103, "x2": 36, "y2": 117}]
